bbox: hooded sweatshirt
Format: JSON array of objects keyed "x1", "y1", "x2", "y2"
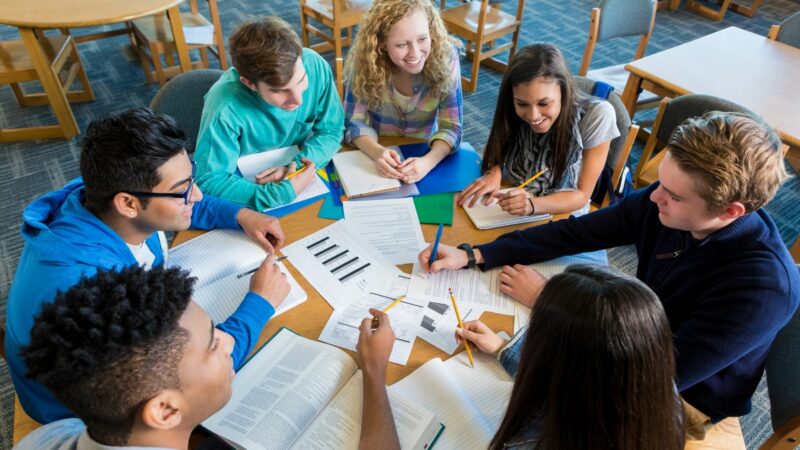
[{"x1": 6, "y1": 179, "x2": 274, "y2": 423}]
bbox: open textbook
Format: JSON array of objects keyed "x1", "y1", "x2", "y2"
[
  {"x1": 203, "y1": 329, "x2": 444, "y2": 450},
  {"x1": 463, "y1": 189, "x2": 551, "y2": 230},
  {"x1": 388, "y1": 345, "x2": 513, "y2": 449},
  {"x1": 167, "y1": 230, "x2": 307, "y2": 323}
]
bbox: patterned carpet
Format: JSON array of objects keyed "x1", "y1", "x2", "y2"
[{"x1": 1, "y1": 0, "x2": 799, "y2": 448}]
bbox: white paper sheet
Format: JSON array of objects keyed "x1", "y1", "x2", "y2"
[
  {"x1": 417, "y1": 300, "x2": 482, "y2": 354},
  {"x1": 282, "y1": 220, "x2": 402, "y2": 309},
  {"x1": 343, "y1": 198, "x2": 426, "y2": 265},
  {"x1": 407, "y1": 263, "x2": 515, "y2": 315},
  {"x1": 237, "y1": 146, "x2": 300, "y2": 181},
  {"x1": 318, "y1": 275, "x2": 422, "y2": 365},
  {"x1": 262, "y1": 173, "x2": 329, "y2": 214},
  {"x1": 332, "y1": 151, "x2": 400, "y2": 198}
]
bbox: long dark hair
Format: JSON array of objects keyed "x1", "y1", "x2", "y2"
[
  {"x1": 490, "y1": 265, "x2": 684, "y2": 450},
  {"x1": 482, "y1": 44, "x2": 577, "y2": 186}
]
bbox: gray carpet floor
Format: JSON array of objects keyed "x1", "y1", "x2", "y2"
[{"x1": 2, "y1": 0, "x2": 799, "y2": 448}]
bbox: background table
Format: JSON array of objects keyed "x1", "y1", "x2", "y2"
[
  {"x1": 0, "y1": 0, "x2": 191, "y2": 139},
  {"x1": 621, "y1": 26, "x2": 800, "y2": 149}
]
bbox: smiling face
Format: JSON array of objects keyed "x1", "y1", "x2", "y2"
[
  {"x1": 244, "y1": 57, "x2": 309, "y2": 111},
  {"x1": 132, "y1": 152, "x2": 203, "y2": 233},
  {"x1": 649, "y1": 151, "x2": 729, "y2": 239},
  {"x1": 384, "y1": 9, "x2": 431, "y2": 76},
  {"x1": 512, "y1": 77, "x2": 562, "y2": 134}
]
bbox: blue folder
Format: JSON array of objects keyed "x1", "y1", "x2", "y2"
[{"x1": 399, "y1": 142, "x2": 482, "y2": 196}]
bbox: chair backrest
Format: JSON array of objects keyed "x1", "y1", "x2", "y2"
[
  {"x1": 774, "y1": 11, "x2": 800, "y2": 48},
  {"x1": 579, "y1": 0, "x2": 656, "y2": 76},
  {"x1": 573, "y1": 76, "x2": 632, "y2": 174},
  {"x1": 597, "y1": 0, "x2": 656, "y2": 42},
  {"x1": 765, "y1": 281, "x2": 800, "y2": 435},
  {"x1": 654, "y1": 94, "x2": 752, "y2": 146},
  {"x1": 149, "y1": 69, "x2": 223, "y2": 155}
]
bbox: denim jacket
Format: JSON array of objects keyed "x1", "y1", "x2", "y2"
[{"x1": 496, "y1": 327, "x2": 543, "y2": 448}]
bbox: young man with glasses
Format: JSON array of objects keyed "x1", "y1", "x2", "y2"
[{"x1": 6, "y1": 108, "x2": 290, "y2": 424}]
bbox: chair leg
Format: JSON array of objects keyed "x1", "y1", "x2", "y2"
[
  {"x1": 152, "y1": 44, "x2": 168, "y2": 87},
  {"x1": 299, "y1": 8, "x2": 310, "y2": 47},
  {"x1": 465, "y1": 41, "x2": 482, "y2": 92},
  {"x1": 334, "y1": 30, "x2": 344, "y2": 99},
  {"x1": 199, "y1": 47, "x2": 209, "y2": 68}
]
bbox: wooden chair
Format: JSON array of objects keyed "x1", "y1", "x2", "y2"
[
  {"x1": 574, "y1": 76, "x2": 639, "y2": 208},
  {"x1": 439, "y1": 0, "x2": 526, "y2": 92},
  {"x1": 768, "y1": 11, "x2": 800, "y2": 49},
  {"x1": 633, "y1": 94, "x2": 756, "y2": 188},
  {"x1": 130, "y1": 0, "x2": 227, "y2": 87},
  {"x1": 0, "y1": 31, "x2": 94, "y2": 142},
  {"x1": 579, "y1": 0, "x2": 662, "y2": 112},
  {"x1": 298, "y1": 0, "x2": 372, "y2": 98},
  {"x1": 656, "y1": 0, "x2": 679, "y2": 11},
  {"x1": 686, "y1": 0, "x2": 762, "y2": 21},
  {"x1": 0, "y1": 325, "x2": 42, "y2": 445}
]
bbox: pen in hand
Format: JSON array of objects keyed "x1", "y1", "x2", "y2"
[{"x1": 236, "y1": 255, "x2": 289, "y2": 279}]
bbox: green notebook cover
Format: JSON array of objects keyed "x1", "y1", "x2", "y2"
[{"x1": 414, "y1": 193, "x2": 454, "y2": 225}]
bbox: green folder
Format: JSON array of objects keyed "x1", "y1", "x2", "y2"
[{"x1": 413, "y1": 193, "x2": 454, "y2": 225}]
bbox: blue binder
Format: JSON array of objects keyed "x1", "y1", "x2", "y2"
[{"x1": 399, "y1": 142, "x2": 482, "y2": 196}]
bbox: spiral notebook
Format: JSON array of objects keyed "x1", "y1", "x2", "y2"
[{"x1": 463, "y1": 191, "x2": 551, "y2": 230}]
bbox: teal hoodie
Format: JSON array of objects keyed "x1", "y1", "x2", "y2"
[{"x1": 6, "y1": 178, "x2": 273, "y2": 423}]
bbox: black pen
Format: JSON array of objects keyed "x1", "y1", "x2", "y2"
[{"x1": 236, "y1": 256, "x2": 288, "y2": 279}]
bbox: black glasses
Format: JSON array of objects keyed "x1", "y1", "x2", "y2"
[{"x1": 126, "y1": 161, "x2": 196, "y2": 205}]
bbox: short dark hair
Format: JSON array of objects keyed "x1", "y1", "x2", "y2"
[
  {"x1": 80, "y1": 107, "x2": 188, "y2": 214},
  {"x1": 22, "y1": 266, "x2": 195, "y2": 446},
  {"x1": 230, "y1": 16, "x2": 302, "y2": 87},
  {"x1": 491, "y1": 265, "x2": 684, "y2": 450}
]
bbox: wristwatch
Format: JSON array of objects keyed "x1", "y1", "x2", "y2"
[{"x1": 457, "y1": 243, "x2": 477, "y2": 269}]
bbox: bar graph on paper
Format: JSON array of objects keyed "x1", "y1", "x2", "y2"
[{"x1": 282, "y1": 220, "x2": 402, "y2": 309}]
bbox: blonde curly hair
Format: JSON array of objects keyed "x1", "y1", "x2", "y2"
[{"x1": 344, "y1": 0, "x2": 458, "y2": 108}]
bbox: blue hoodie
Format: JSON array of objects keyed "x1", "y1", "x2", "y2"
[{"x1": 6, "y1": 179, "x2": 275, "y2": 424}]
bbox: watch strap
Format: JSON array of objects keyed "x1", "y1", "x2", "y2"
[{"x1": 458, "y1": 243, "x2": 477, "y2": 269}]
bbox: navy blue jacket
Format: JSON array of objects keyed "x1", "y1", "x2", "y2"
[{"x1": 477, "y1": 183, "x2": 800, "y2": 421}]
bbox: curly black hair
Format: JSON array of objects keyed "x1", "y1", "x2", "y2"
[
  {"x1": 80, "y1": 107, "x2": 189, "y2": 214},
  {"x1": 22, "y1": 265, "x2": 196, "y2": 445}
]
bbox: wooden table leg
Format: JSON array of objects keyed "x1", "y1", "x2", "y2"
[
  {"x1": 18, "y1": 27, "x2": 79, "y2": 139},
  {"x1": 621, "y1": 71, "x2": 643, "y2": 119},
  {"x1": 166, "y1": 5, "x2": 191, "y2": 73}
]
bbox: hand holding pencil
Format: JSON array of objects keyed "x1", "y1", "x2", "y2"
[{"x1": 495, "y1": 169, "x2": 547, "y2": 216}]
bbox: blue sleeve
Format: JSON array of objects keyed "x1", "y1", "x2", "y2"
[
  {"x1": 498, "y1": 328, "x2": 527, "y2": 377},
  {"x1": 189, "y1": 194, "x2": 243, "y2": 230},
  {"x1": 475, "y1": 185, "x2": 653, "y2": 269},
  {"x1": 216, "y1": 292, "x2": 275, "y2": 369}
]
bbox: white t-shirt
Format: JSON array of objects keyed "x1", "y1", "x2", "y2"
[{"x1": 125, "y1": 232, "x2": 168, "y2": 269}]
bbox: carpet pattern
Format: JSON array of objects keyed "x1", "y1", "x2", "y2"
[{"x1": 1, "y1": 0, "x2": 799, "y2": 448}]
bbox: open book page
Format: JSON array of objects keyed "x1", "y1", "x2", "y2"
[
  {"x1": 167, "y1": 230, "x2": 306, "y2": 323},
  {"x1": 407, "y1": 263, "x2": 515, "y2": 315},
  {"x1": 203, "y1": 330, "x2": 359, "y2": 450},
  {"x1": 192, "y1": 260, "x2": 306, "y2": 323},
  {"x1": 319, "y1": 275, "x2": 421, "y2": 365},
  {"x1": 293, "y1": 371, "x2": 440, "y2": 450},
  {"x1": 514, "y1": 251, "x2": 609, "y2": 332},
  {"x1": 168, "y1": 229, "x2": 266, "y2": 287},
  {"x1": 388, "y1": 349, "x2": 513, "y2": 449},
  {"x1": 282, "y1": 220, "x2": 403, "y2": 309},
  {"x1": 333, "y1": 151, "x2": 400, "y2": 198},
  {"x1": 343, "y1": 198, "x2": 426, "y2": 265}
]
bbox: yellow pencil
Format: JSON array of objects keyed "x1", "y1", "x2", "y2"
[
  {"x1": 516, "y1": 168, "x2": 547, "y2": 190},
  {"x1": 372, "y1": 296, "x2": 405, "y2": 328},
  {"x1": 382, "y1": 295, "x2": 405, "y2": 313},
  {"x1": 285, "y1": 164, "x2": 308, "y2": 180},
  {"x1": 449, "y1": 288, "x2": 475, "y2": 368}
]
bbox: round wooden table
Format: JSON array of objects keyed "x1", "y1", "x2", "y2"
[{"x1": 0, "y1": 0, "x2": 191, "y2": 140}]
